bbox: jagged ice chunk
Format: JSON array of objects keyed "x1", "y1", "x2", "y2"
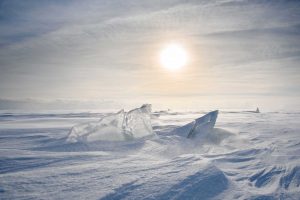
[{"x1": 66, "y1": 104, "x2": 154, "y2": 143}]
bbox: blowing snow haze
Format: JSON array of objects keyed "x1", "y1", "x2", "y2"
[
  {"x1": 0, "y1": 0, "x2": 300, "y2": 111},
  {"x1": 1, "y1": 1, "x2": 300, "y2": 199}
]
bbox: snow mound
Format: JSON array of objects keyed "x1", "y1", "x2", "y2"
[
  {"x1": 66, "y1": 104, "x2": 154, "y2": 143},
  {"x1": 101, "y1": 163, "x2": 229, "y2": 200},
  {"x1": 172, "y1": 110, "x2": 218, "y2": 138}
]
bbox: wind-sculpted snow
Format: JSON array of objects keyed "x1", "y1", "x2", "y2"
[
  {"x1": 66, "y1": 104, "x2": 154, "y2": 143},
  {"x1": 0, "y1": 110, "x2": 300, "y2": 199}
]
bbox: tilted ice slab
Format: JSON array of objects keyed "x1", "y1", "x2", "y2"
[
  {"x1": 172, "y1": 110, "x2": 218, "y2": 138},
  {"x1": 66, "y1": 104, "x2": 154, "y2": 143}
]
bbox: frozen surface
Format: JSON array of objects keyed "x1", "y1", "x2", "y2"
[
  {"x1": 66, "y1": 104, "x2": 154, "y2": 143},
  {"x1": 0, "y1": 110, "x2": 300, "y2": 199}
]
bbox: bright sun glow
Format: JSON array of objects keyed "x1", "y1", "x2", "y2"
[{"x1": 160, "y1": 43, "x2": 188, "y2": 70}]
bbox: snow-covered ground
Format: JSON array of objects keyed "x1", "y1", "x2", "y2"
[{"x1": 0, "y1": 110, "x2": 300, "y2": 199}]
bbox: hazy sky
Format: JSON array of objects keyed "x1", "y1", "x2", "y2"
[{"x1": 0, "y1": 0, "x2": 299, "y2": 110}]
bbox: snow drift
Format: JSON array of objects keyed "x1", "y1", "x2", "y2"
[
  {"x1": 66, "y1": 104, "x2": 154, "y2": 143},
  {"x1": 1, "y1": 110, "x2": 300, "y2": 199}
]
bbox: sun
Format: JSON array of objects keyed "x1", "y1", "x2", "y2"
[{"x1": 160, "y1": 43, "x2": 188, "y2": 70}]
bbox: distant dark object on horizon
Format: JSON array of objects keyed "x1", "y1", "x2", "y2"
[
  {"x1": 255, "y1": 107, "x2": 260, "y2": 113},
  {"x1": 245, "y1": 107, "x2": 260, "y2": 113}
]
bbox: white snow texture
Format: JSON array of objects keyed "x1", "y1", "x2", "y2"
[{"x1": 1, "y1": 107, "x2": 300, "y2": 200}]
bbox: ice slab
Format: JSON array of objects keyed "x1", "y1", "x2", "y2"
[
  {"x1": 124, "y1": 104, "x2": 153, "y2": 139},
  {"x1": 66, "y1": 104, "x2": 154, "y2": 143},
  {"x1": 172, "y1": 110, "x2": 218, "y2": 138}
]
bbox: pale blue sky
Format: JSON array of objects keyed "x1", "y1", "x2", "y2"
[{"x1": 0, "y1": 0, "x2": 299, "y2": 110}]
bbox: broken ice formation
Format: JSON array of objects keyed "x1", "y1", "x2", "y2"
[
  {"x1": 172, "y1": 110, "x2": 218, "y2": 138},
  {"x1": 66, "y1": 104, "x2": 154, "y2": 143}
]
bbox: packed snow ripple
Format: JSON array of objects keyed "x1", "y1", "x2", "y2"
[{"x1": 0, "y1": 110, "x2": 299, "y2": 199}]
